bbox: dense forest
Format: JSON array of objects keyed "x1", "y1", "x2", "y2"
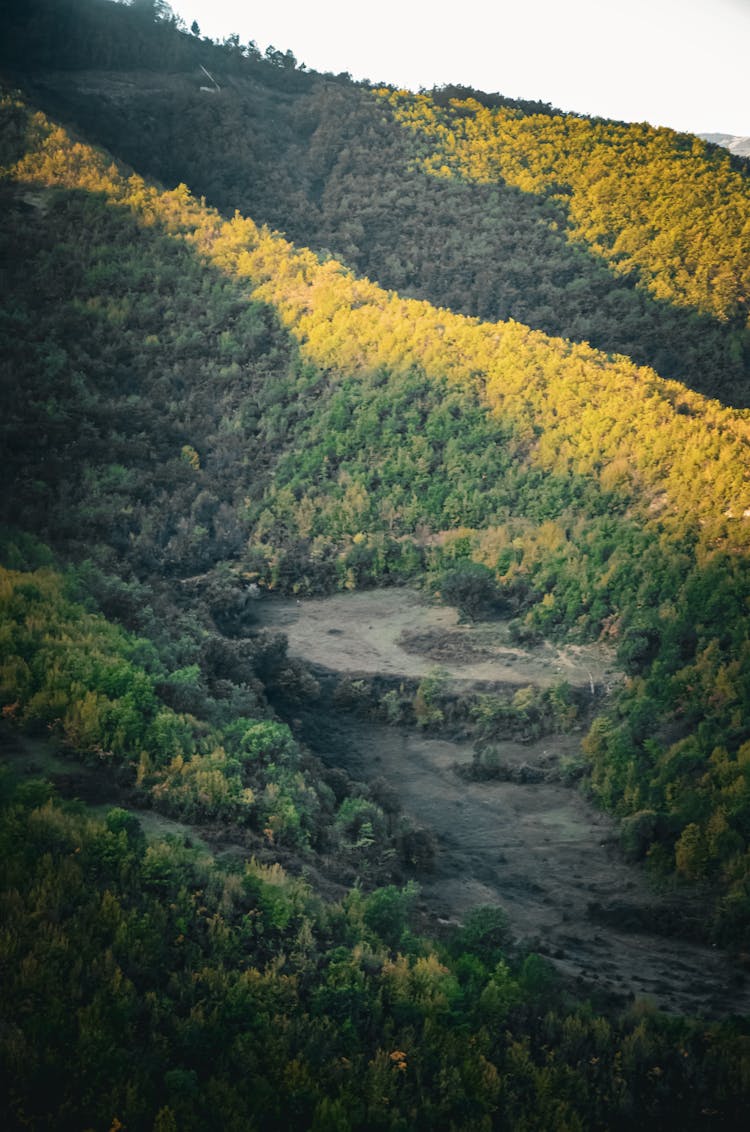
[
  {"x1": 4, "y1": 0, "x2": 749, "y2": 407},
  {"x1": 3, "y1": 1, "x2": 750, "y2": 1127}
]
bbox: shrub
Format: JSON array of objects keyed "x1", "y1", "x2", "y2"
[{"x1": 439, "y1": 562, "x2": 500, "y2": 620}]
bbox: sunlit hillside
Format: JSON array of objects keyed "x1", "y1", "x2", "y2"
[{"x1": 3, "y1": 3, "x2": 750, "y2": 1129}]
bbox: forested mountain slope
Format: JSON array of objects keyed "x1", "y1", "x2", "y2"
[
  {"x1": 4, "y1": 0, "x2": 750, "y2": 405},
  {"x1": 4, "y1": 3, "x2": 750, "y2": 1127},
  {"x1": 4, "y1": 77, "x2": 750, "y2": 938}
]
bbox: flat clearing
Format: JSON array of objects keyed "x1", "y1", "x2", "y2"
[
  {"x1": 321, "y1": 715, "x2": 746, "y2": 1017},
  {"x1": 4, "y1": 587, "x2": 745, "y2": 1017},
  {"x1": 254, "y1": 588, "x2": 618, "y2": 690},
  {"x1": 259, "y1": 588, "x2": 748, "y2": 1016}
]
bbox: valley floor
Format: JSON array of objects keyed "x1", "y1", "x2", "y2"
[
  {"x1": 5, "y1": 587, "x2": 748, "y2": 1018},
  {"x1": 253, "y1": 588, "x2": 618, "y2": 690},
  {"x1": 258, "y1": 589, "x2": 750, "y2": 1017}
]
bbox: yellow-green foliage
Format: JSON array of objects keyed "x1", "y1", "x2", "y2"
[
  {"x1": 0, "y1": 564, "x2": 310, "y2": 840},
  {"x1": 3, "y1": 784, "x2": 748, "y2": 1130},
  {"x1": 5, "y1": 91, "x2": 750, "y2": 552},
  {"x1": 1, "y1": 564, "x2": 162, "y2": 760},
  {"x1": 205, "y1": 203, "x2": 750, "y2": 558},
  {"x1": 7, "y1": 9, "x2": 750, "y2": 1121},
  {"x1": 6, "y1": 92, "x2": 750, "y2": 931},
  {"x1": 380, "y1": 89, "x2": 750, "y2": 323}
]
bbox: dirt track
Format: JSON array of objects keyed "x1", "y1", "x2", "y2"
[{"x1": 259, "y1": 589, "x2": 750, "y2": 1017}]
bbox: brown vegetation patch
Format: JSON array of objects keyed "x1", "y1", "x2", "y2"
[{"x1": 398, "y1": 626, "x2": 497, "y2": 664}]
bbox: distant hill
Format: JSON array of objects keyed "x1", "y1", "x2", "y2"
[{"x1": 700, "y1": 132, "x2": 750, "y2": 157}]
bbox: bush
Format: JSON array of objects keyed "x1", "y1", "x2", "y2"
[
  {"x1": 619, "y1": 808, "x2": 664, "y2": 861},
  {"x1": 439, "y1": 562, "x2": 500, "y2": 620},
  {"x1": 451, "y1": 904, "x2": 513, "y2": 965},
  {"x1": 363, "y1": 882, "x2": 418, "y2": 948}
]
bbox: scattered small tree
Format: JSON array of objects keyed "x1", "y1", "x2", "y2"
[{"x1": 439, "y1": 562, "x2": 500, "y2": 620}]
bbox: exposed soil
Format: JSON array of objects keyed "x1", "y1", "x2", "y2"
[
  {"x1": 5, "y1": 587, "x2": 748, "y2": 1017},
  {"x1": 254, "y1": 589, "x2": 619, "y2": 691},
  {"x1": 257, "y1": 588, "x2": 750, "y2": 1018},
  {"x1": 315, "y1": 715, "x2": 750, "y2": 1016}
]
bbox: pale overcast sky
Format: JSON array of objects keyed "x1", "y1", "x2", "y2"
[{"x1": 170, "y1": 0, "x2": 750, "y2": 137}]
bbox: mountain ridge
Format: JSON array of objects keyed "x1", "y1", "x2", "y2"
[
  {"x1": 4, "y1": 83, "x2": 750, "y2": 929},
  {"x1": 12, "y1": 56, "x2": 750, "y2": 406},
  {"x1": 3, "y1": 0, "x2": 750, "y2": 948},
  {"x1": 4, "y1": 4, "x2": 750, "y2": 1127},
  {"x1": 700, "y1": 131, "x2": 750, "y2": 158}
]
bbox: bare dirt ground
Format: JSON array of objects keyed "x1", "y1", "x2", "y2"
[
  {"x1": 327, "y1": 719, "x2": 749, "y2": 1017},
  {"x1": 5, "y1": 586, "x2": 747, "y2": 1016},
  {"x1": 254, "y1": 589, "x2": 619, "y2": 691},
  {"x1": 258, "y1": 588, "x2": 750, "y2": 1017}
]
